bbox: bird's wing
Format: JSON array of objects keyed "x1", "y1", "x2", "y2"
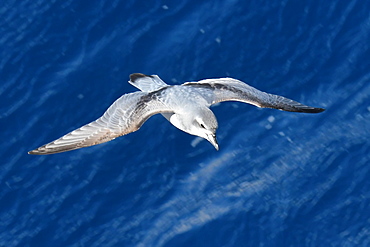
[
  {"x1": 183, "y1": 78, "x2": 325, "y2": 113},
  {"x1": 29, "y1": 91, "x2": 173, "y2": 155},
  {"x1": 128, "y1": 73, "x2": 169, "y2": 92}
]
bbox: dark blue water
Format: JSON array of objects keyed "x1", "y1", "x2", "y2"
[{"x1": 1, "y1": 0, "x2": 370, "y2": 246}]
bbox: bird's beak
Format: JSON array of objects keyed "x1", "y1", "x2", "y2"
[{"x1": 206, "y1": 133, "x2": 219, "y2": 151}]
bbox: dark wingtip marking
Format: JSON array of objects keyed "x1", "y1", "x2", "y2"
[
  {"x1": 28, "y1": 145, "x2": 77, "y2": 155},
  {"x1": 304, "y1": 107, "x2": 325, "y2": 113},
  {"x1": 28, "y1": 149, "x2": 41, "y2": 155},
  {"x1": 314, "y1": 107, "x2": 325, "y2": 113},
  {"x1": 28, "y1": 146, "x2": 48, "y2": 155},
  {"x1": 129, "y1": 73, "x2": 154, "y2": 82}
]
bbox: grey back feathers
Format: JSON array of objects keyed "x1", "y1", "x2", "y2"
[{"x1": 29, "y1": 73, "x2": 324, "y2": 154}]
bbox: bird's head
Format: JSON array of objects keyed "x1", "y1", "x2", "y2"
[
  {"x1": 192, "y1": 112, "x2": 219, "y2": 150},
  {"x1": 169, "y1": 107, "x2": 219, "y2": 150}
]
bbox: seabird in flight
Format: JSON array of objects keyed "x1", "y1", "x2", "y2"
[{"x1": 28, "y1": 73, "x2": 324, "y2": 154}]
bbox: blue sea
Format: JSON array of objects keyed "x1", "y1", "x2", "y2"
[{"x1": 1, "y1": 0, "x2": 370, "y2": 246}]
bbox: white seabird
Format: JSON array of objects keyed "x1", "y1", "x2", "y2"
[{"x1": 29, "y1": 73, "x2": 324, "y2": 155}]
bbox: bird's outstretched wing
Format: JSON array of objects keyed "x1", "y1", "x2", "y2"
[
  {"x1": 29, "y1": 91, "x2": 172, "y2": 155},
  {"x1": 183, "y1": 78, "x2": 325, "y2": 113}
]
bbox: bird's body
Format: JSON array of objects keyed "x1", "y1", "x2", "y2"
[{"x1": 29, "y1": 73, "x2": 324, "y2": 155}]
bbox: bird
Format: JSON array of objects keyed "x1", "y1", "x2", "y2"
[{"x1": 28, "y1": 73, "x2": 325, "y2": 155}]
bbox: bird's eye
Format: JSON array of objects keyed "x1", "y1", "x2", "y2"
[{"x1": 200, "y1": 123, "x2": 206, "y2": 129}]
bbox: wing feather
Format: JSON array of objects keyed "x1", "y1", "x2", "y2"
[
  {"x1": 29, "y1": 91, "x2": 172, "y2": 155},
  {"x1": 183, "y1": 78, "x2": 325, "y2": 113}
]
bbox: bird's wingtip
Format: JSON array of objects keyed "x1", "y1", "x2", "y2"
[
  {"x1": 307, "y1": 107, "x2": 325, "y2": 113},
  {"x1": 317, "y1": 107, "x2": 325, "y2": 113},
  {"x1": 28, "y1": 145, "x2": 54, "y2": 155},
  {"x1": 28, "y1": 147, "x2": 47, "y2": 155},
  {"x1": 28, "y1": 150, "x2": 38, "y2": 155}
]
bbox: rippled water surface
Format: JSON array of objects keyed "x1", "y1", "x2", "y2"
[{"x1": 1, "y1": 0, "x2": 370, "y2": 246}]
